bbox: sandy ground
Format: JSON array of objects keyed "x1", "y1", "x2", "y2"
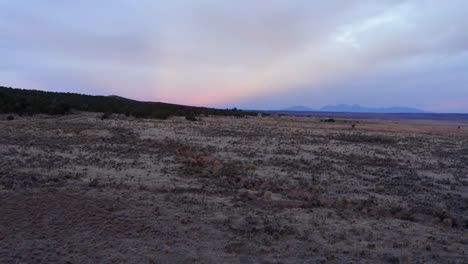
[{"x1": 0, "y1": 113, "x2": 467, "y2": 263}]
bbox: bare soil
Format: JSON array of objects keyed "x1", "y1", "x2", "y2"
[{"x1": 0, "y1": 113, "x2": 467, "y2": 263}]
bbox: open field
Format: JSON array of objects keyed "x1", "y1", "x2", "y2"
[
  {"x1": 264, "y1": 111, "x2": 468, "y2": 122},
  {"x1": 1, "y1": 113, "x2": 467, "y2": 263}
]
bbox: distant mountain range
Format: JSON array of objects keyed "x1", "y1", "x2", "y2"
[{"x1": 282, "y1": 104, "x2": 429, "y2": 113}]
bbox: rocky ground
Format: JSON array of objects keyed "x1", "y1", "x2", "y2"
[{"x1": 0, "y1": 113, "x2": 467, "y2": 263}]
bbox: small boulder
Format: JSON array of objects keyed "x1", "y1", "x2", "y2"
[
  {"x1": 442, "y1": 218, "x2": 453, "y2": 227},
  {"x1": 263, "y1": 191, "x2": 273, "y2": 200}
]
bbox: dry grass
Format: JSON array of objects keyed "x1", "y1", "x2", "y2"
[{"x1": 0, "y1": 113, "x2": 467, "y2": 263}]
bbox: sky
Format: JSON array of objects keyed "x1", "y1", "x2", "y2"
[{"x1": 1, "y1": 1, "x2": 468, "y2": 112}]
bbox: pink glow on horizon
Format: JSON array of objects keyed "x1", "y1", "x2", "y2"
[{"x1": 426, "y1": 98, "x2": 468, "y2": 112}]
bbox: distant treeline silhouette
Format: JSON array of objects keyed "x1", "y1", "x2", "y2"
[{"x1": 0, "y1": 86, "x2": 255, "y2": 119}]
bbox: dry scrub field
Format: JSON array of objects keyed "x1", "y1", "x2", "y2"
[{"x1": 0, "y1": 113, "x2": 467, "y2": 263}]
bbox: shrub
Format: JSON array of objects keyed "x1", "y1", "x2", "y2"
[
  {"x1": 185, "y1": 113, "x2": 197, "y2": 121},
  {"x1": 47, "y1": 103, "x2": 70, "y2": 115},
  {"x1": 101, "y1": 112, "x2": 112, "y2": 120},
  {"x1": 151, "y1": 110, "x2": 171, "y2": 120}
]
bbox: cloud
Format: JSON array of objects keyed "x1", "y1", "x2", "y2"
[{"x1": 0, "y1": 0, "x2": 467, "y2": 111}]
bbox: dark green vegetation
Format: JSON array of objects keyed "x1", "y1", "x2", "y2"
[
  {"x1": 185, "y1": 113, "x2": 198, "y2": 121},
  {"x1": 0, "y1": 86, "x2": 255, "y2": 119},
  {"x1": 320, "y1": 118, "x2": 336, "y2": 123}
]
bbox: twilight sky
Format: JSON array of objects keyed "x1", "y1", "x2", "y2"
[{"x1": 1, "y1": 1, "x2": 468, "y2": 112}]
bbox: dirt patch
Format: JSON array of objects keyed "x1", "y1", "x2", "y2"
[{"x1": 0, "y1": 191, "x2": 162, "y2": 263}]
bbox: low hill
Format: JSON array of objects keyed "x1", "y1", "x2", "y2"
[
  {"x1": 0, "y1": 86, "x2": 254, "y2": 119},
  {"x1": 320, "y1": 104, "x2": 428, "y2": 113},
  {"x1": 281, "y1": 104, "x2": 428, "y2": 113}
]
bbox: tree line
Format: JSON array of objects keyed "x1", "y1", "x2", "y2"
[{"x1": 0, "y1": 86, "x2": 255, "y2": 119}]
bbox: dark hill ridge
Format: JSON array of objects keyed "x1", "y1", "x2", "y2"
[
  {"x1": 0, "y1": 86, "x2": 254, "y2": 119},
  {"x1": 107, "y1": 95, "x2": 137, "y2": 101},
  {"x1": 282, "y1": 104, "x2": 428, "y2": 113}
]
